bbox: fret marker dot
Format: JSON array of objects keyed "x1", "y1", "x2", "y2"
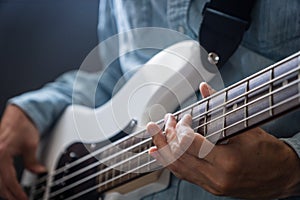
[{"x1": 233, "y1": 104, "x2": 238, "y2": 110}]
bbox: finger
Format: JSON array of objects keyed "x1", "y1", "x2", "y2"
[
  {"x1": 0, "y1": 158, "x2": 28, "y2": 200},
  {"x1": 176, "y1": 114, "x2": 216, "y2": 161},
  {"x1": 199, "y1": 82, "x2": 216, "y2": 98},
  {"x1": 148, "y1": 123, "x2": 167, "y2": 149},
  {"x1": 164, "y1": 114, "x2": 178, "y2": 143},
  {"x1": 22, "y1": 144, "x2": 47, "y2": 174},
  {"x1": 175, "y1": 114, "x2": 195, "y2": 153},
  {"x1": 148, "y1": 123, "x2": 178, "y2": 166},
  {"x1": 164, "y1": 114, "x2": 176, "y2": 129}
]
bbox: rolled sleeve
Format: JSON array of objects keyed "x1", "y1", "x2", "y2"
[
  {"x1": 281, "y1": 133, "x2": 300, "y2": 159},
  {"x1": 8, "y1": 70, "x2": 100, "y2": 134}
]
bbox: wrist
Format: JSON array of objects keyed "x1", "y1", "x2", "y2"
[
  {"x1": 282, "y1": 142, "x2": 300, "y2": 197},
  {"x1": 4, "y1": 104, "x2": 38, "y2": 131}
]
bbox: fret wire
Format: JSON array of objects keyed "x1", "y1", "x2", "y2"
[
  {"x1": 47, "y1": 148, "x2": 152, "y2": 198},
  {"x1": 178, "y1": 64, "x2": 300, "y2": 137},
  {"x1": 269, "y1": 67, "x2": 274, "y2": 116},
  {"x1": 147, "y1": 143, "x2": 151, "y2": 172},
  {"x1": 222, "y1": 90, "x2": 227, "y2": 138},
  {"x1": 192, "y1": 78, "x2": 300, "y2": 134},
  {"x1": 46, "y1": 87, "x2": 300, "y2": 200},
  {"x1": 171, "y1": 52, "x2": 300, "y2": 121},
  {"x1": 298, "y1": 55, "x2": 300, "y2": 103},
  {"x1": 62, "y1": 160, "x2": 158, "y2": 200},
  {"x1": 190, "y1": 66, "x2": 300, "y2": 131},
  {"x1": 32, "y1": 65, "x2": 300, "y2": 195},
  {"x1": 244, "y1": 80, "x2": 249, "y2": 127},
  {"x1": 43, "y1": 81, "x2": 299, "y2": 200},
  {"x1": 76, "y1": 78, "x2": 300, "y2": 198},
  {"x1": 41, "y1": 79, "x2": 300, "y2": 199},
  {"x1": 36, "y1": 136, "x2": 152, "y2": 193},
  {"x1": 33, "y1": 129, "x2": 151, "y2": 185},
  {"x1": 204, "y1": 99, "x2": 208, "y2": 136},
  {"x1": 203, "y1": 93, "x2": 300, "y2": 142},
  {"x1": 33, "y1": 53, "x2": 300, "y2": 187},
  {"x1": 35, "y1": 64, "x2": 300, "y2": 191}
]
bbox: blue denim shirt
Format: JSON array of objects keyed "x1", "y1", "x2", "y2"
[{"x1": 9, "y1": 0, "x2": 300, "y2": 199}]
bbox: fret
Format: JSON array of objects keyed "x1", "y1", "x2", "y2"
[
  {"x1": 204, "y1": 99, "x2": 208, "y2": 136},
  {"x1": 191, "y1": 101, "x2": 206, "y2": 134},
  {"x1": 119, "y1": 150, "x2": 125, "y2": 173},
  {"x1": 269, "y1": 68, "x2": 274, "y2": 116},
  {"x1": 225, "y1": 82, "x2": 247, "y2": 137},
  {"x1": 222, "y1": 90, "x2": 227, "y2": 138},
  {"x1": 136, "y1": 155, "x2": 141, "y2": 174},
  {"x1": 298, "y1": 56, "x2": 300, "y2": 102},
  {"x1": 111, "y1": 159, "x2": 116, "y2": 186},
  {"x1": 124, "y1": 150, "x2": 132, "y2": 180},
  {"x1": 207, "y1": 92, "x2": 225, "y2": 141},
  {"x1": 247, "y1": 69, "x2": 271, "y2": 127},
  {"x1": 244, "y1": 80, "x2": 249, "y2": 128}
]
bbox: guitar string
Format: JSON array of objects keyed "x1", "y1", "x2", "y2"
[
  {"x1": 47, "y1": 149, "x2": 157, "y2": 198},
  {"x1": 32, "y1": 78, "x2": 300, "y2": 199},
  {"x1": 43, "y1": 91, "x2": 300, "y2": 200},
  {"x1": 32, "y1": 57, "x2": 299, "y2": 186},
  {"x1": 189, "y1": 77, "x2": 300, "y2": 137},
  {"x1": 36, "y1": 159, "x2": 157, "y2": 200},
  {"x1": 37, "y1": 65, "x2": 300, "y2": 193},
  {"x1": 33, "y1": 145, "x2": 153, "y2": 197},
  {"x1": 197, "y1": 92, "x2": 300, "y2": 141},
  {"x1": 33, "y1": 54, "x2": 299, "y2": 185},
  {"x1": 34, "y1": 76, "x2": 300, "y2": 195},
  {"x1": 32, "y1": 58, "x2": 300, "y2": 185},
  {"x1": 64, "y1": 160, "x2": 157, "y2": 200}
]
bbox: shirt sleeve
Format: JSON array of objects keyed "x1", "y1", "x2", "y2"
[
  {"x1": 281, "y1": 133, "x2": 300, "y2": 158},
  {"x1": 8, "y1": 70, "x2": 102, "y2": 134}
]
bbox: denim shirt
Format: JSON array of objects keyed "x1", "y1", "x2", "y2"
[{"x1": 9, "y1": 0, "x2": 300, "y2": 199}]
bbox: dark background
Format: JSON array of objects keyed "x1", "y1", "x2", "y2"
[{"x1": 0, "y1": 0, "x2": 99, "y2": 181}]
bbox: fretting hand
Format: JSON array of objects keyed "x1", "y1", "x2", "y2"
[{"x1": 147, "y1": 83, "x2": 300, "y2": 199}]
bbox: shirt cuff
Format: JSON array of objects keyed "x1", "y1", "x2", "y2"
[{"x1": 281, "y1": 132, "x2": 300, "y2": 159}]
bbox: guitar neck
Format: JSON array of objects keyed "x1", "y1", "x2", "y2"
[
  {"x1": 95, "y1": 51, "x2": 300, "y2": 193},
  {"x1": 175, "y1": 51, "x2": 300, "y2": 143},
  {"x1": 96, "y1": 51, "x2": 300, "y2": 193}
]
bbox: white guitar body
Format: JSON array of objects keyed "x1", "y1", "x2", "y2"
[{"x1": 22, "y1": 40, "x2": 221, "y2": 200}]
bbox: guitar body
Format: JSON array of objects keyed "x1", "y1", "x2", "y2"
[{"x1": 22, "y1": 41, "x2": 221, "y2": 200}]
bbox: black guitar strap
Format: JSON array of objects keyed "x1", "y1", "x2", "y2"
[{"x1": 199, "y1": 0, "x2": 257, "y2": 67}]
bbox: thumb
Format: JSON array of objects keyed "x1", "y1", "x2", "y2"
[{"x1": 23, "y1": 148, "x2": 47, "y2": 174}]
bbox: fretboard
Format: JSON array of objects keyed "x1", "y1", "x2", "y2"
[{"x1": 177, "y1": 51, "x2": 300, "y2": 143}]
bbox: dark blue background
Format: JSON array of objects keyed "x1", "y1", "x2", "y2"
[
  {"x1": 0, "y1": 0, "x2": 99, "y2": 115},
  {"x1": 0, "y1": 0, "x2": 99, "y2": 182}
]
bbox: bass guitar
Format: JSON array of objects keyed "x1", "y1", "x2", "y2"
[{"x1": 22, "y1": 41, "x2": 300, "y2": 200}]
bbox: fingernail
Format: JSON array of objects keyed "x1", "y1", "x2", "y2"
[
  {"x1": 147, "y1": 124, "x2": 161, "y2": 136},
  {"x1": 164, "y1": 113, "x2": 171, "y2": 121}
]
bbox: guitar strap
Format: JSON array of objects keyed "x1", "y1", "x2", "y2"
[{"x1": 199, "y1": 0, "x2": 257, "y2": 67}]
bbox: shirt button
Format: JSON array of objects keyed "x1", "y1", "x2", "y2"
[{"x1": 178, "y1": 26, "x2": 185, "y2": 33}]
